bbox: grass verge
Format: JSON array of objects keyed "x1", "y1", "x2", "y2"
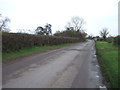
[
  {"x1": 96, "y1": 41, "x2": 118, "y2": 88},
  {"x1": 3, "y1": 43, "x2": 78, "y2": 61}
]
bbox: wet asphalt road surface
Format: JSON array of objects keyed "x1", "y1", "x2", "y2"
[{"x1": 3, "y1": 40, "x2": 106, "y2": 88}]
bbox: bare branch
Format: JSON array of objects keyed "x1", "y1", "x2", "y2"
[
  {"x1": 67, "y1": 16, "x2": 85, "y2": 32},
  {"x1": 100, "y1": 28, "x2": 109, "y2": 40}
]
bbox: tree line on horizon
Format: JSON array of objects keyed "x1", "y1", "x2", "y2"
[
  {"x1": 0, "y1": 14, "x2": 87, "y2": 41},
  {"x1": 0, "y1": 13, "x2": 119, "y2": 46}
]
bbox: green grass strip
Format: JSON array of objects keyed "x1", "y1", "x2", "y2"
[
  {"x1": 2, "y1": 43, "x2": 78, "y2": 61},
  {"x1": 96, "y1": 41, "x2": 118, "y2": 88}
]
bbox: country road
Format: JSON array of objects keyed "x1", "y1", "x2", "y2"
[{"x1": 3, "y1": 40, "x2": 106, "y2": 88}]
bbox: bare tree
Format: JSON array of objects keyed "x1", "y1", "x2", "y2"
[
  {"x1": 100, "y1": 28, "x2": 109, "y2": 40},
  {"x1": 70, "y1": 16, "x2": 85, "y2": 32},
  {"x1": 0, "y1": 14, "x2": 11, "y2": 31}
]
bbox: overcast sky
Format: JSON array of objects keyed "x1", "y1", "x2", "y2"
[{"x1": 0, "y1": 0, "x2": 119, "y2": 36}]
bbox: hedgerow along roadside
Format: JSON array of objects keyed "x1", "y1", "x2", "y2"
[
  {"x1": 2, "y1": 33, "x2": 83, "y2": 61},
  {"x1": 2, "y1": 33, "x2": 80, "y2": 53},
  {"x1": 96, "y1": 41, "x2": 118, "y2": 88}
]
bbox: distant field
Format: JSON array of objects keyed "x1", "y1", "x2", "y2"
[
  {"x1": 2, "y1": 43, "x2": 77, "y2": 61},
  {"x1": 96, "y1": 41, "x2": 118, "y2": 88}
]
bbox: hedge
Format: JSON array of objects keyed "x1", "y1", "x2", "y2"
[
  {"x1": 113, "y1": 35, "x2": 120, "y2": 46},
  {"x1": 2, "y1": 33, "x2": 80, "y2": 53},
  {"x1": 106, "y1": 37, "x2": 114, "y2": 43}
]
